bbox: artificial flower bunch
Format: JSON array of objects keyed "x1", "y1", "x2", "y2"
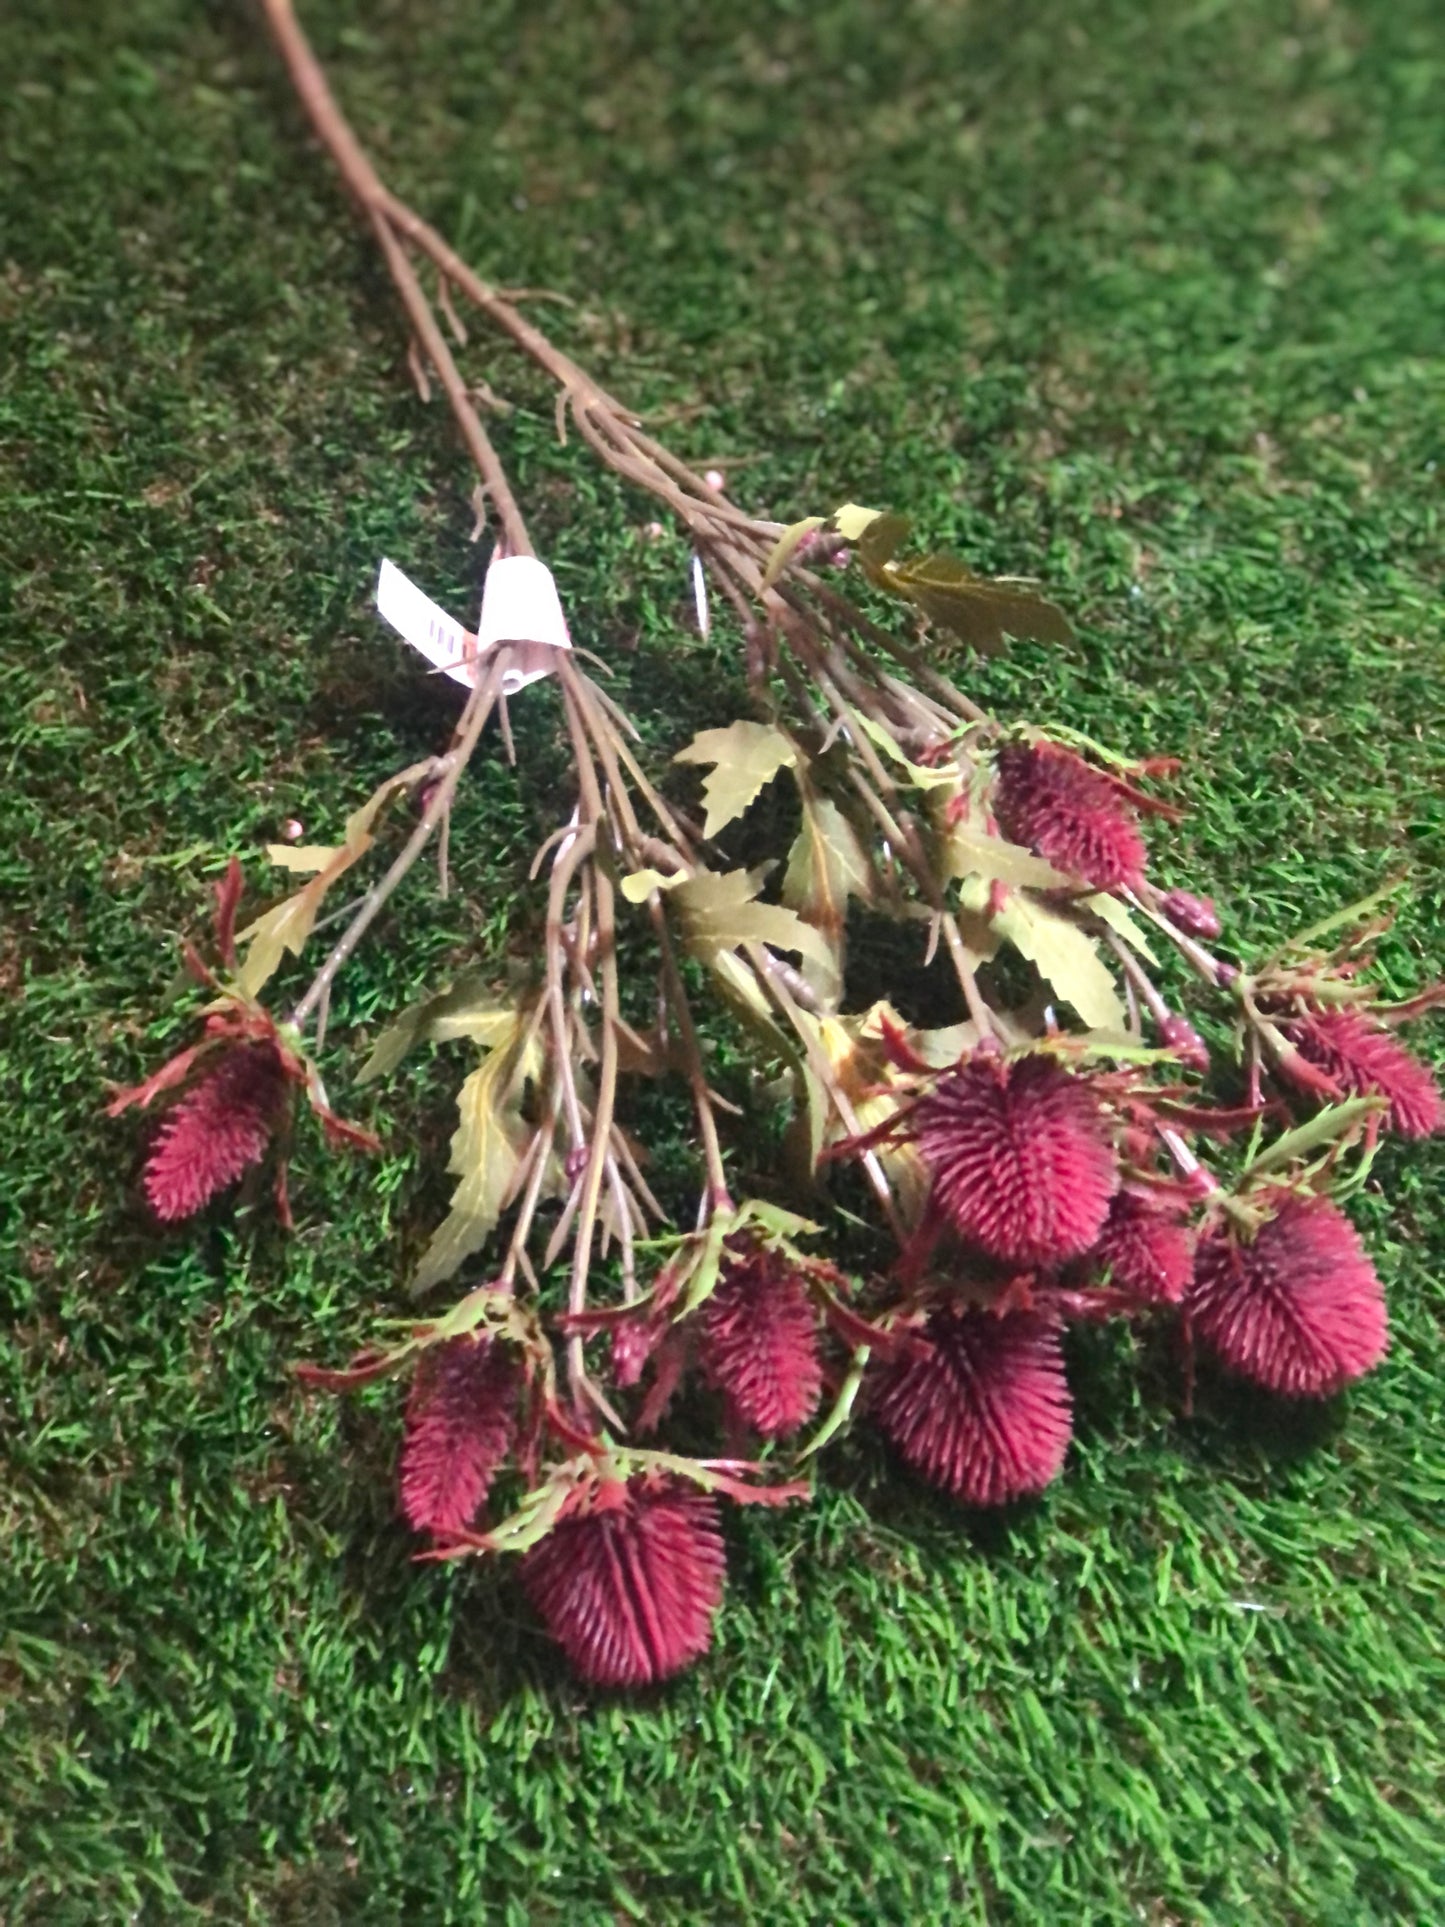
[{"x1": 109, "y1": 0, "x2": 1442, "y2": 1687}]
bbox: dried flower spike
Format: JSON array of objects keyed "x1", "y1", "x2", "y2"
[
  {"x1": 700, "y1": 1248, "x2": 822, "y2": 1439},
  {"x1": 1089, "y1": 1192, "x2": 1194, "y2": 1304},
  {"x1": 400, "y1": 1334, "x2": 521, "y2": 1535},
  {"x1": 1187, "y1": 1192, "x2": 1388, "y2": 1397},
  {"x1": 1280, "y1": 1008, "x2": 1442, "y2": 1139},
  {"x1": 871, "y1": 1305, "x2": 1073, "y2": 1506},
  {"x1": 911, "y1": 1053, "x2": 1118, "y2": 1265},
  {"x1": 519, "y1": 1477, "x2": 727, "y2": 1687},
  {"x1": 143, "y1": 1041, "x2": 290, "y2": 1221},
  {"x1": 993, "y1": 740, "x2": 1147, "y2": 893}
]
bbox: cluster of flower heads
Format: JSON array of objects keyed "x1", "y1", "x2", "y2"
[{"x1": 115, "y1": 714, "x2": 1441, "y2": 1688}]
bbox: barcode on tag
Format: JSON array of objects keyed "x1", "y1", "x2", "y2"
[{"x1": 375, "y1": 558, "x2": 475, "y2": 686}]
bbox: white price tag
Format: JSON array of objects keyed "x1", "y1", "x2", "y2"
[{"x1": 374, "y1": 555, "x2": 571, "y2": 696}]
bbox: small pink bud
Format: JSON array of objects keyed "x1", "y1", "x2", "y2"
[
  {"x1": 1160, "y1": 889, "x2": 1222, "y2": 941},
  {"x1": 704, "y1": 469, "x2": 725, "y2": 493},
  {"x1": 1159, "y1": 1014, "x2": 1210, "y2": 1071},
  {"x1": 283, "y1": 818, "x2": 304, "y2": 842}
]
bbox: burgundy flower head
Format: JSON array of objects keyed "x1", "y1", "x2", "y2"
[
  {"x1": 143, "y1": 1041, "x2": 290, "y2": 1221},
  {"x1": 871, "y1": 1304, "x2": 1072, "y2": 1506},
  {"x1": 400, "y1": 1334, "x2": 521, "y2": 1535},
  {"x1": 1281, "y1": 1008, "x2": 1442, "y2": 1139},
  {"x1": 993, "y1": 741, "x2": 1147, "y2": 893},
  {"x1": 1187, "y1": 1192, "x2": 1388, "y2": 1397},
  {"x1": 911, "y1": 1053, "x2": 1118, "y2": 1264},
  {"x1": 519, "y1": 1476, "x2": 726, "y2": 1687},
  {"x1": 701, "y1": 1248, "x2": 822, "y2": 1438},
  {"x1": 1089, "y1": 1192, "x2": 1194, "y2": 1304}
]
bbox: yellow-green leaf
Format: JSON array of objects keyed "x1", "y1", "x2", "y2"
[
  {"x1": 674, "y1": 721, "x2": 798, "y2": 839},
  {"x1": 990, "y1": 891, "x2": 1125, "y2": 1030},
  {"x1": 881, "y1": 553, "x2": 1074, "y2": 654},
  {"x1": 412, "y1": 1012, "x2": 537, "y2": 1293},
  {"x1": 760, "y1": 516, "x2": 826, "y2": 589},
  {"x1": 265, "y1": 843, "x2": 344, "y2": 873},
  {"x1": 236, "y1": 770, "x2": 412, "y2": 997},
  {"x1": 943, "y1": 824, "x2": 1070, "y2": 891},
  {"x1": 359, "y1": 973, "x2": 518, "y2": 1084},
  {"x1": 620, "y1": 867, "x2": 687, "y2": 905},
  {"x1": 782, "y1": 786, "x2": 874, "y2": 1008},
  {"x1": 1081, "y1": 892, "x2": 1160, "y2": 964},
  {"x1": 673, "y1": 867, "x2": 836, "y2": 980}
]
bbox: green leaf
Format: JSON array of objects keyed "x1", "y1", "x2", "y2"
[
  {"x1": 358, "y1": 972, "x2": 518, "y2": 1084},
  {"x1": 944, "y1": 824, "x2": 1070, "y2": 891},
  {"x1": 880, "y1": 553, "x2": 1074, "y2": 654},
  {"x1": 673, "y1": 867, "x2": 837, "y2": 980},
  {"x1": 989, "y1": 890, "x2": 1125, "y2": 1030},
  {"x1": 264, "y1": 843, "x2": 344, "y2": 873},
  {"x1": 798, "y1": 1345, "x2": 871, "y2": 1460},
  {"x1": 412, "y1": 1012, "x2": 538, "y2": 1293},
  {"x1": 236, "y1": 770, "x2": 411, "y2": 997},
  {"x1": 619, "y1": 867, "x2": 686, "y2": 905},
  {"x1": 1243, "y1": 1096, "x2": 1387, "y2": 1181},
  {"x1": 674, "y1": 721, "x2": 798, "y2": 839},
  {"x1": 782, "y1": 785, "x2": 874, "y2": 1007},
  {"x1": 1082, "y1": 892, "x2": 1161, "y2": 964},
  {"x1": 760, "y1": 516, "x2": 826, "y2": 589}
]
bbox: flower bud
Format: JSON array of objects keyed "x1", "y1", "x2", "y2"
[
  {"x1": 1159, "y1": 889, "x2": 1222, "y2": 941},
  {"x1": 1159, "y1": 1014, "x2": 1210, "y2": 1071}
]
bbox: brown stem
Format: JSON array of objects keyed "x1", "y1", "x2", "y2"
[{"x1": 291, "y1": 663, "x2": 501, "y2": 1030}]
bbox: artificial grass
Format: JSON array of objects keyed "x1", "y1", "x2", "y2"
[{"x1": 2, "y1": 0, "x2": 1443, "y2": 1919}]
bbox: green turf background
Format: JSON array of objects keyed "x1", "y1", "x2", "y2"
[{"x1": 3, "y1": 0, "x2": 1443, "y2": 1920}]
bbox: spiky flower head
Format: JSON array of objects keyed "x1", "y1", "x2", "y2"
[
  {"x1": 519, "y1": 1476, "x2": 726, "y2": 1687},
  {"x1": 871, "y1": 1304, "x2": 1072, "y2": 1506},
  {"x1": 400, "y1": 1334, "x2": 521, "y2": 1535},
  {"x1": 1280, "y1": 1008, "x2": 1442, "y2": 1139},
  {"x1": 1187, "y1": 1192, "x2": 1388, "y2": 1397},
  {"x1": 1088, "y1": 1191, "x2": 1194, "y2": 1304},
  {"x1": 911, "y1": 1052, "x2": 1118, "y2": 1265},
  {"x1": 701, "y1": 1247, "x2": 822, "y2": 1439},
  {"x1": 143, "y1": 1041, "x2": 289, "y2": 1221},
  {"x1": 993, "y1": 740, "x2": 1147, "y2": 893}
]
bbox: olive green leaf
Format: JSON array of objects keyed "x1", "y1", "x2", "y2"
[
  {"x1": 237, "y1": 772, "x2": 412, "y2": 997},
  {"x1": 672, "y1": 866, "x2": 836, "y2": 981},
  {"x1": 1081, "y1": 892, "x2": 1161, "y2": 964},
  {"x1": 358, "y1": 971, "x2": 519, "y2": 1084},
  {"x1": 985, "y1": 887, "x2": 1125, "y2": 1030},
  {"x1": 782, "y1": 783, "x2": 875, "y2": 1007},
  {"x1": 412, "y1": 1009, "x2": 541, "y2": 1293},
  {"x1": 760, "y1": 515, "x2": 827, "y2": 588},
  {"x1": 674, "y1": 721, "x2": 798, "y2": 839}
]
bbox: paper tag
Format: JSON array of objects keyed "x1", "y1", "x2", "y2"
[{"x1": 375, "y1": 556, "x2": 570, "y2": 696}]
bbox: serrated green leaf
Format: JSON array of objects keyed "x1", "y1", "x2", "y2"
[
  {"x1": 412, "y1": 1012, "x2": 538, "y2": 1293},
  {"x1": 1243, "y1": 1096, "x2": 1386, "y2": 1180},
  {"x1": 358, "y1": 972, "x2": 517, "y2": 1084},
  {"x1": 265, "y1": 843, "x2": 343, "y2": 873},
  {"x1": 620, "y1": 867, "x2": 686, "y2": 905},
  {"x1": 674, "y1": 721, "x2": 798, "y2": 839},
  {"x1": 236, "y1": 770, "x2": 411, "y2": 998},
  {"x1": 990, "y1": 891, "x2": 1125, "y2": 1030},
  {"x1": 1081, "y1": 893, "x2": 1161, "y2": 964},
  {"x1": 881, "y1": 552, "x2": 1074, "y2": 653},
  {"x1": 831, "y1": 502, "x2": 896, "y2": 546},
  {"x1": 673, "y1": 867, "x2": 837, "y2": 979},
  {"x1": 944, "y1": 824, "x2": 1070, "y2": 890},
  {"x1": 760, "y1": 515, "x2": 827, "y2": 589},
  {"x1": 782, "y1": 785, "x2": 874, "y2": 1008}
]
